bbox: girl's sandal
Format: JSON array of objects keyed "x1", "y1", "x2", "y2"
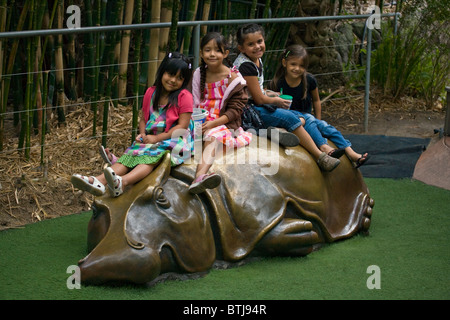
[
  {"x1": 99, "y1": 145, "x2": 118, "y2": 166},
  {"x1": 354, "y1": 153, "x2": 370, "y2": 168},
  {"x1": 71, "y1": 174, "x2": 105, "y2": 196},
  {"x1": 104, "y1": 167, "x2": 123, "y2": 197},
  {"x1": 328, "y1": 148, "x2": 346, "y2": 159}
]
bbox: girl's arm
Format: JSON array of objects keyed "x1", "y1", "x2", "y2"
[
  {"x1": 136, "y1": 110, "x2": 147, "y2": 142},
  {"x1": 311, "y1": 87, "x2": 322, "y2": 120},
  {"x1": 245, "y1": 76, "x2": 291, "y2": 108},
  {"x1": 202, "y1": 115, "x2": 229, "y2": 133}
]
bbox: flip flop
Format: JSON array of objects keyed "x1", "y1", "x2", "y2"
[
  {"x1": 328, "y1": 148, "x2": 346, "y2": 159},
  {"x1": 71, "y1": 174, "x2": 105, "y2": 196},
  {"x1": 104, "y1": 167, "x2": 123, "y2": 197},
  {"x1": 355, "y1": 153, "x2": 370, "y2": 168},
  {"x1": 98, "y1": 145, "x2": 117, "y2": 166},
  {"x1": 189, "y1": 173, "x2": 222, "y2": 194}
]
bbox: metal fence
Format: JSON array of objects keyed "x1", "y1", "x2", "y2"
[{"x1": 0, "y1": 12, "x2": 400, "y2": 157}]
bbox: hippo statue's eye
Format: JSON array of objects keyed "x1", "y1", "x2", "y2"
[{"x1": 153, "y1": 186, "x2": 170, "y2": 209}]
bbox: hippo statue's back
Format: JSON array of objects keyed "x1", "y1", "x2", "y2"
[{"x1": 79, "y1": 138, "x2": 373, "y2": 284}]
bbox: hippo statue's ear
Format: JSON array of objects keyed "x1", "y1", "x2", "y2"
[
  {"x1": 152, "y1": 152, "x2": 172, "y2": 186},
  {"x1": 131, "y1": 152, "x2": 172, "y2": 203}
]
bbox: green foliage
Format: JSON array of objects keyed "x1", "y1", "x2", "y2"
[{"x1": 371, "y1": 0, "x2": 450, "y2": 108}]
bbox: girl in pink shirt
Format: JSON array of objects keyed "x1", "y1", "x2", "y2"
[{"x1": 72, "y1": 52, "x2": 194, "y2": 197}]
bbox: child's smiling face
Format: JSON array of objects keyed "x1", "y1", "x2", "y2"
[
  {"x1": 283, "y1": 56, "x2": 306, "y2": 80},
  {"x1": 161, "y1": 70, "x2": 184, "y2": 94},
  {"x1": 200, "y1": 39, "x2": 229, "y2": 68},
  {"x1": 238, "y1": 31, "x2": 266, "y2": 63}
]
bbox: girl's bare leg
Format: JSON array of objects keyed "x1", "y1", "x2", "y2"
[
  {"x1": 121, "y1": 163, "x2": 156, "y2": 187},
  {"x1": 194, "y1": 138, "x2": 218, "y2": 179},
  {"x1": 292, "y1": 125, "x2": 323, "y2": 159},
  {"x1": 345, "y1": 147, "x2": 366, "y2": 162}
]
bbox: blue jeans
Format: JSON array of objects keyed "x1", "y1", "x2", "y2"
[
  {"x1": 253, "y1": 106, "x2": 303, "y2": 132},
  {"x1": 300, "y1": 112, "x2": 351, "y2": 149}
]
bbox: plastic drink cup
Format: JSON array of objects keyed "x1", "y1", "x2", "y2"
[
  {"x1": 279, "y1": 94, "x2": 293, "y2": 109},
  {"x1": 191, "y1": 108, "x2": 209, "y2": 140}
]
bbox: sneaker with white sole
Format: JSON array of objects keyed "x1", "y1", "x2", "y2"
[
  {"x1": 317, "y1": 152, "x2": 340, "y2": 172},
  {"x1": 266, "y1": 126, "x2": 300, "y2": 147}
]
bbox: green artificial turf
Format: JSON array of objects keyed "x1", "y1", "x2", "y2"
[{"x1": 0, "y1": 178, "x2": 449, "y2": 300}]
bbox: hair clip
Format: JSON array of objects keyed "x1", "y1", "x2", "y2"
[
  {"x1": 188, "y1": 63, "x2": 192, "y2": 69},
  {"x1": 285, "y1": 50, "x2": 290, "y2": 58},
  {"x1": 168, "y1": 52, "x2": 172, "y2": 58}
]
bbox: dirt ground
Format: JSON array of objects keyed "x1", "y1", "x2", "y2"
[{"x1": 0, "y1": 87, "x2": 446, "y2": 231}]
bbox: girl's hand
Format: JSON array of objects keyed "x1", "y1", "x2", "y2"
[
  {"x1": 136, "y1": 133, "x2": 145, "y2": 142},
  {"x1": 142, "y1": 134, "x2": 159, "y2": 144},
  {"x1": 275, "y1": 96, "x2": 291, "y2": 109},
  {"x1": 201, "y1": 120, "x2": 217, "y2": 133}
]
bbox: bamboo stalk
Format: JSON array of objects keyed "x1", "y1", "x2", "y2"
[
  {"x1": 112, "y1": 1, "x2": 124, "y2": 108},
  {"x1": 102, "y1": 1, "x2": 124, "y2": 147},
  {"x1": 168, "y1": 0, "x2": 179, "y2": 52},
  {"x1": 0, "y1": 0, "x2": 7, "y2": 151},
  {"x1": 158, "y1": 0, "x2": 172, "y2": 62},
  {"x1": 181, "y1": 0, "x2": 198, "y2": 55},
  {"x1": 1, "y1": 0, "x2": 29, "y2": 152},
  {"x1": 139, "y1": 1, "x2": 151, "y2": 95},
  {"x1": 147, "y1": 0, "x2": 161, "y2": 86},
  {"x1": 40, "y1": 71, "x2": 49, "y2": 167},
  {"x1": 55, "y1": 0, "x2": 65, "y2": 124},
  {"x1": 84, "y1": 0, "x2": 95, "y2": 103},
  {"x1": 92, "y1": 0, "x2": 107, "y2": 137},
  {"x1": 262, "y1": 0, "x2": 271, "y2": 18},
  {"x1": 200, "y1": 0, "x2": 211, "y2": 37},
  {"x1": 132, "y1": 0, "x2": 142, "y2": 143},
  {"x1": 118, "y1": 0, "x2": 135, "y2": 105},
  {"x1": 23, "y1": 0, "x2": 35, "y2": 159},
  {"x1": 66, "y1": 1, "x2": 77, "y2": 102},
  {"x1": 32, "y1": 1, "x2": 46, "y2": 137},
  {"x1": 250, "y1": 0, "x2": 257, "y2": 19}
]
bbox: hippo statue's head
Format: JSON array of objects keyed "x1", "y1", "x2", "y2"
[{"x1": 79, "y1": 154, "x2": 216, "y2": 284}]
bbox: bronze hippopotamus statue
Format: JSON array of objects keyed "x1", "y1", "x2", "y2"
[{"x1": 78, "y1": 137, "x2": 374, "y2": 284}]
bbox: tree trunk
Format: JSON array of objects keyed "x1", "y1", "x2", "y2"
[{"x1": 289, "y1": 0, "x2": 344, "y2": 87}]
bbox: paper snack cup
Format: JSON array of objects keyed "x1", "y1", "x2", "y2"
[
  {"x1": 192, "y1": 108, "x2": 209, "y2": 140},
  {"x1": 279, "y1": 94, "x2": 293, "y2": 109}
]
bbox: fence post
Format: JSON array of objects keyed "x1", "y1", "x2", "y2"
[
  {"x1": 193, "y1": 24, "x2": 200, "y2": 69},
  {"x1": 445, "y1": 86, "x2": 450, "y2": 136},
  {"x1": 364, "y1": 26, "x2": 372, "y2": 133}
]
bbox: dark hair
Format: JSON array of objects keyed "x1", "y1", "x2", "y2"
[
  {"x1": 199, "y1": 32, "x2": 230, "y2": 100},
  {"x1": 236, "y1": 23, "x2": 265, "y2": 46},
  {"x1": 269, "y1": 44, "x2": 309, "y2": 99},
  {"x1": 153, "y1": 52, "x2": 193, "y2": 108}
]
